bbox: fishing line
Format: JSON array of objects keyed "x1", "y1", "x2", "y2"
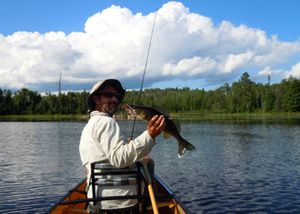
[{"x1": 130, "y1": 9, "x2": 158, "y2": 139}]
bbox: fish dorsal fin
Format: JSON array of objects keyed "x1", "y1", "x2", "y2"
[{"x1": 153, "y1": 106, "x2": 169, "y2": 117}]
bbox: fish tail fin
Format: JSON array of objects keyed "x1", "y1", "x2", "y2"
[{"x1": 178, "y1": 138, "x2": 195, "y2": 158}]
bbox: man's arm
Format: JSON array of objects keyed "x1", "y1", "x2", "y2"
[{"x1": 102, "y1": 116, "x2": 165, "y2": 168}]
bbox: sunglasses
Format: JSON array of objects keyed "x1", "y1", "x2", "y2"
[{"x1": 99, "y1": 92, "x2": 122, "y2": 100}]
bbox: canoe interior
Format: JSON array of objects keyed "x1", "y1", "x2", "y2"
[
  {"x1": 48, "y1": 179, "x2": 88, "y2": 214},
  {"x1": 47, "y1": 176, "x2": 187, "y2": 214}
]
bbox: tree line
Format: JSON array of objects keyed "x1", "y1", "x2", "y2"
[{"x1": 1, "y1": 72, "x2": 300, "y2": 115}]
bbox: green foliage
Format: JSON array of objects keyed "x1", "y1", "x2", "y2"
[
  {"x1": 1, "y1": 73, "x2": 300, "y2": 115},
  {"x1": 0, "y1": 89, "x2": 13, "y2": 115},
  {"x1": 11, "y1": 88, "x2": 41, "y2": 114},
  {"x1": 282, "y1": 77, "x2": 300, "y2": 112}
]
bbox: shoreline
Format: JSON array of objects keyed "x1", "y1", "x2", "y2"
[{"x1": 1, "y1": 112, "x2": 300, "y2": 122}]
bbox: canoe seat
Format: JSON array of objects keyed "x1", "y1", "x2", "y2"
[{"x1": 89, "y1": 161, "x2": 145, "y2": 213}]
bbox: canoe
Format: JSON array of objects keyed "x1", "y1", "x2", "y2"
[{"x1": 47, "y1": 175, "x2": 189, "y2": 214}]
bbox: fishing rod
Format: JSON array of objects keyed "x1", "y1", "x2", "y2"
[
  {"x1": 130, "y1": 10, "x2": 158, "y2": 140},
  {"x1": 129, "y1": 11, "x2": 159, "y2": 213}
]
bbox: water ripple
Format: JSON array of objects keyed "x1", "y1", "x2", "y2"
[{"x1": 1, "y1": 121, "x2": 300, "y2": 213}]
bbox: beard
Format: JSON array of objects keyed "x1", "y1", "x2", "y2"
[{"x1": 100, "y1": 103, "x2": 118, "y2": 116}]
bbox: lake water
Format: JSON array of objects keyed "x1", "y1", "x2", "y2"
[{"x1": 1, "y1": 119, "x2": 300, "y2": 213}]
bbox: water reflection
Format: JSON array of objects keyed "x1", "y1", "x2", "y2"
[
  {"x1": 151, "y1": 121, "x2": 300, "y2": 213},
  {"x1": 1, "y1": 120, "x2": 300, "y2": 213},
  {"x1": 0, "y1": 122, "x2": 85, "y2": 213}
]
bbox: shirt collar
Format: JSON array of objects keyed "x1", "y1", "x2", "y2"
[{"x1": 90, "y1": 111, "x2": 111, "y2": 117}]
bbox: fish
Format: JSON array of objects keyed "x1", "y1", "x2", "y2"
[{"x1": 123, "y1": 104, "x2": 195, "y2": 157}]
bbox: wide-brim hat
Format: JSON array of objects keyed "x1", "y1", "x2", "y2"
[{"x1": 87, "y1": 79, "x2": 126, "y2": 111}]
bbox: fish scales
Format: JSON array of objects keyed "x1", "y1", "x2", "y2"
[{"x1": 123, "y1": 104, "x2": 195, "y2": 157}]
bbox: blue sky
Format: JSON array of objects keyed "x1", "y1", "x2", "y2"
[{"x1": 1, "y1": 0, "x2": 300, "y2": 92}]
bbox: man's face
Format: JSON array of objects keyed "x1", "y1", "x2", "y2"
[{"x1": 93, "y1": 86, "x2": 121, "y2": 116}]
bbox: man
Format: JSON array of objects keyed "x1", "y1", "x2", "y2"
[{"x1": 79, "y1": 79, "x2": 165, "y2": 211}]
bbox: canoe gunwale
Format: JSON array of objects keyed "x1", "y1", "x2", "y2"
[
  {"x1": 154, "y1": 176, "x2": 190, "y2": 214},
  {"x1": 45, "y1": 178, "x2": 87, "y2": 214}
]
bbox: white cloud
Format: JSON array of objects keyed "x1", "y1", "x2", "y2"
[
  {"x1": 258, "y1": 66, "x2": 280, "y2": 76},
  {"x1": 284, "y1": 62, "x2": 300, "y2": 78},
  {"x1": 219, "y1": 52, "x2": 254, "y2": 74},
  {"x1": 1, "y1": 1, "x2": 300, "y2": 91},
  {"x1": 162, "y1": 56, "x2": 216, "y2": 76}
]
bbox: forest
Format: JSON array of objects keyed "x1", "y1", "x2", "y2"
[{"x1": 1, "y1": 72, "x2": 300, "y2": 115}]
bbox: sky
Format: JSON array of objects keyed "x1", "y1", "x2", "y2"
[{"x1": 1, "y1": 0, "x2": 300, "y2": 92}]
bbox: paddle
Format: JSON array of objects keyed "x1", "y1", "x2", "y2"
[{"x1": 142, "y1": 162, "x2": 159, "y2": 214}]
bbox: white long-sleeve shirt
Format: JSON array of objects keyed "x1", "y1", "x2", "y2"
[{"x1": 79, "y1": 111, "x2": 155, "y2": 209}]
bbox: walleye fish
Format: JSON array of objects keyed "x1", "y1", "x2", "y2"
[{"x1": 123, "y1": 104, "x2": 195, "y2": 157}]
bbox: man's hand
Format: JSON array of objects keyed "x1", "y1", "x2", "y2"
[{"x1": 147, "y1": 115, "x2": 165, "y2": 138}]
